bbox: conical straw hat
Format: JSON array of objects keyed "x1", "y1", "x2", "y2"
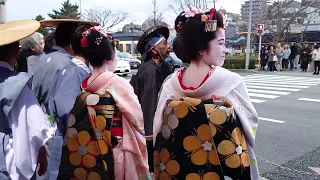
[{"x1": 0, "y1": 20, "x2": 40, "y2": 47}]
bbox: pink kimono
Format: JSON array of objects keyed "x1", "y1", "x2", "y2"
[{"x1": 83, "y1": 71, "x2": 150, "y2": 180}]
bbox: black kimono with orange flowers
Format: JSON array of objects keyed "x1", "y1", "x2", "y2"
[{"x1": 154, "y1": 97, "x2": 251, "y2": 180}]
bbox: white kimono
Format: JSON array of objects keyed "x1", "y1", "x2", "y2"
[{"x1": 0, "y1": 62, "x2": 54, "y2": 180}]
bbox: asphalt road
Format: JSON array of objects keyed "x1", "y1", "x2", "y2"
[{"x1": 120, "y1": 69, "x2": 320, "y2": 180}]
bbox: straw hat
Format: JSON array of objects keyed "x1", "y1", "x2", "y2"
[
  {"x1": 40, "y1": 19, "x2": 99, "y2": 28},
  {"x1": 0, "y1": 20, "x2": 40, "y2": 47},
  {"x1": 137, "y1": 26, "x2": 169, "y2": 55}
]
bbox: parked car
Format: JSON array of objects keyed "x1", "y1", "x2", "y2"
[
  {"x1": 165, "y1": 53, "x2": 183, "y2": 71},
  {"x1": 114, "y1": 60, "x2": 131, "y2": 76},
  {"x1": 117, "y1": 51, "x2": 141, "y2": 69}
]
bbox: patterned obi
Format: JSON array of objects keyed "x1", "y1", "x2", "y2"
[
  {"x1": 154, "y1": 97, "x2": 251, "y2": 180},
  {"x1": 58, "y1": 92, "x2": 122, "y2": 180}
]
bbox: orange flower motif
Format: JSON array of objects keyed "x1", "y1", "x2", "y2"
[
  {"x1": 154, "y1": 149, "x2": 180, "y2": 180},
  {"x1": 205, "y1": 105, "x2": 227, "y2": 137},
  {"x1": 91, "y1": 115, "x2": 111, "y2": 155},
  {"x1": 183, "y1": 124, "x2": 220, "y2": 166},
  {"x1": 217, "y1": 128, "x2": 250, "y2": 169},
  {"x1": 67, "y1": 131, "x2": 99, "y2": 168},
  {"x1": 201, "y1": 15, "x2": 209, "y2": 22},
  {"x1": 186, "y1": 171, "x2": 220, "y2": 180},
  {"x1": 71, "y1": 168, "x2": 101, "y2": 180},
  {"x1": 170, "y1": 97, "x2": 201, "y2": 118}
]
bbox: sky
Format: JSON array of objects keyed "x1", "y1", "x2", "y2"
[{"x1": 5, "y1": 0, "x2": 244, "y2": 30}]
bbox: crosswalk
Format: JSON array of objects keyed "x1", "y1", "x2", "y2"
[{"x1": 244, "y1": 74, "x2": 320, "y2": 103}]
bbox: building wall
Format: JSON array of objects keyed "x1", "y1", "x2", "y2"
[
  {"x1": 117, "y1": 40, "x2": 139, "y2": 55},
  {"x1": 241, "y1": 0, "x2": 267, "y2": 26}
]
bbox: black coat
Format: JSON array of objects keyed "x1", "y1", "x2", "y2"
[
  {"x1": 289, "y1": 45, "x2": 298, "y2": 59},
  {"x1": 130, "y1": 59, "x2": 172, "y2": 136},
  {"x1": 16, "y1": 49, "x2": 37, "y2": 72}
]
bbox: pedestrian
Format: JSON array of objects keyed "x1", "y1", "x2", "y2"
[
  {"x1": 282, "y1": 44, "x2": 291, "y2": 70},
  {"x1": 312, "y1": 45, "x2": 320, "y2": 75},
  {"x1": 130, "y1": 26, "x2": 172, "y2": 174},
  {"x1": 289, "y1": 42, "x2": 297, "y2": 70},
  {"x1": 300, "y1": 41, "x2": 312, "y2": 72},
  {"x1": 29, "y1": 19, "x2": 99, "y2": 180},
  {"x1": 0, "y1": 20, "x2": 54, "y2": 180},
  {"x1": 44, "y1": 25, "x2": 93, "y2": 180},
  {"x1": 58, "y1": 26, "x2": 150, "y2": 179},
  {"x1": 295, "y1": 41, "x2": 302, "y2": 69},
  {"x1": 268, "y1": 45, "x2": 277, "y2": 72},
  {"x1": 260, "y1": 45, "x2": 267, "y2": 70},
  {"x1": 153, "y1": 8, "x2": 259, "y2": 179},
  {"x1": 276, "y1": 43, "x2": 284, "y2": 71},
  {"x1": 16, "y1": 32, "x2": 44, "y2": 72}
]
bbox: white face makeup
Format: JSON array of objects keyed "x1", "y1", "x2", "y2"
[{"x1": 201, "y1": 28, "x2": 228, "y2": 67}]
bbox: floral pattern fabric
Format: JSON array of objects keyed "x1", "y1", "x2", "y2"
[
  {"x1": 58, "y1": 92, "x2": 116, "y2": 179},
  {"x1": 154, "y1": 97, "x2": 251, "y2": 180}
]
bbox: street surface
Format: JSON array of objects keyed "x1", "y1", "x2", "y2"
[{"x1": 120, "y1": 69, "x2": 320, "y2": 180}]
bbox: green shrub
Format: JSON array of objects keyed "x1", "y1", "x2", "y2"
[{"x1": 223, "y1": 55, "x2": 258, "y2": 69}]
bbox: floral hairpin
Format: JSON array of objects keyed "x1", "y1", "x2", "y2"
[
  {"x1": 220, "y1": 11, "x2": 228, "y2": 29},
  {"x1": 95, "y1": 36, "x2": 103, "y2": 46},
  {"x1": 205, "y1": 8, "x2": 217, "y2": 32},
  {"x1": 182, "y1": 6, "x2": 203, "y2": 18}
]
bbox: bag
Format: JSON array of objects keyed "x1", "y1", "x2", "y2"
[{"x1": 273, "y1": 55, "x2": 278, "y2": 62}]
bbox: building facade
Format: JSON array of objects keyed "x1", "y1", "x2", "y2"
[{"x1": 241, "y1": 0, "x2": 267, "y2": 27}]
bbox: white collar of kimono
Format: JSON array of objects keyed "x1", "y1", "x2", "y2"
[
  {"x1": 0, "y1": 61, "x2": 13, "y2": 71},
  {"x1": 72, "y1": 58, "x2": 91, "y2": 74}
]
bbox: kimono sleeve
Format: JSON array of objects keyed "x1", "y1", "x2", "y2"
[
  {"x1": 109, "y1": 78, "x2": 145, "y2": 134},
  {"x1": 6, "y1": 86, "x2": 54, "y2": 179}
]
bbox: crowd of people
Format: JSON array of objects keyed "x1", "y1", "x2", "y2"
[
  {"x1": 0, "y1": 7, "x2": 260, "y2": 180},
  {"x1": 260, "y1": 41, "x2": 320, "y2": 75}
]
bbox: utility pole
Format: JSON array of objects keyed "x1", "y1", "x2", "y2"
[
  {"x1": 0, "y1": 0, "x2": 7, "y2": 24},
  {"x1": 245, "y1": 0, "x2": 253, "y2": 70}
]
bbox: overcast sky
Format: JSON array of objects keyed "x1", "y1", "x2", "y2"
[{"x1": 6, "y1": 0, "x2": 244, "y2": 29}]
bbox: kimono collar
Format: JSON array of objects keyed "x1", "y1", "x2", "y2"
[
  {"x1": 0, "y1": 61, "x2": 13, "y2": 71},
  {"x1": 81, "y1": 71, "x2": 117, "y2": 93},
  {"x1": 170, "y1": 66, "x2": 243, "y2": 98},
  {"x1": 52, "y1": 46, "x2": 68, "y2": 54}
]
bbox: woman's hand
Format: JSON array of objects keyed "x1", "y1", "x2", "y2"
[{"x1": 37, "y1": 146, "x2": 47, "y2": 176}]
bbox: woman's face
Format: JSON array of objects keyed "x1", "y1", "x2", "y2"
[{"x1": 201, "y1": 28, "x2": 228, "y2": 67}]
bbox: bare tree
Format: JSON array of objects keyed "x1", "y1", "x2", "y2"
[
  {"x1": 300, "y1": 8, "x2": 320, "y2": 41},
  {"x1": 168, "y1": 0, "x2": 213, "y2": 15},
  {"x1": 264, "y1": 0, "x2": 320, "y2": 43},
  {"x1": 83, "y1": 7, "x2": 129, "y2": 31}
]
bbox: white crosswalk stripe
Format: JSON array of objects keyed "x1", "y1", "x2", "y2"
[{"x1": 245, "y1": 74, "x2": 320, "y2": 103}]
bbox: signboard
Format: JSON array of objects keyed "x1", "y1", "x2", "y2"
[{"x1": 290, "y1": 24, "x2": 302, "y2": 33}]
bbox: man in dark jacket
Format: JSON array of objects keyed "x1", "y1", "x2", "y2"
[
  {"x1": 289, "y1": 42, "x2": 298, "y2": 70},
  {"x1": 130, "y1": 26, "x2": 172, "y2": 173}
]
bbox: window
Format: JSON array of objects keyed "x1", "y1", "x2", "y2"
[
  {"x1": 118, "y1": 44, "x2": 124, "y2": 52},
  {"x1": 126, "y1": 44, "x2": 131, "y2": 53}
]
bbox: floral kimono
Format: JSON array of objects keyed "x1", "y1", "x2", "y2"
[
  {"x1": 59, "y1": 71, "x2": 150, "y2": 180},
  {"x1": 153, "y1": 67, "x2": 260, "y2": 180}
]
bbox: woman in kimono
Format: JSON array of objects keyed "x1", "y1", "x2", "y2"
[
  {"x1": 153, "y1": 8, "x2": 259, "y2": 179},
  {"x1": 58, "y1": 26, "x2": 150, "y2": 180},
  {"x1": 0, "y1": 20, "x2": 54, "y2": 180}
]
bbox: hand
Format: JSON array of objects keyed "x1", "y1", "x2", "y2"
[{"x1": 37, "y1": 146, "x2": 47, "y2": 176}]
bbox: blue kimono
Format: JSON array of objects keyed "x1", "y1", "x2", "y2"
[{"x1": 45, "y1": 60, "x2": 90, "y2": 180}]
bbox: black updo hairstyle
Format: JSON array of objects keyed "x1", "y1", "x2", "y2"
[
  {"x1": 71, "y1": 25, "x2": 92, "y2": 56},
  {"x1": 82, "y1": 29, "x2": 115, "y2": 67},
  {"x1": 173, "y1": 9, "x2": 224, "y2": 63}
]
